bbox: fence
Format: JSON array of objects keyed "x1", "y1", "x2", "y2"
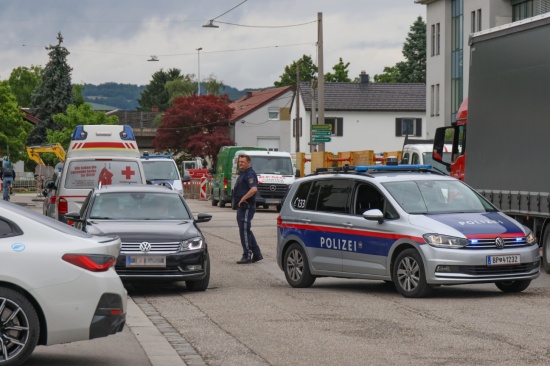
[{"x1": 183, "y1": 177, "x2": 213, "y2": 200}]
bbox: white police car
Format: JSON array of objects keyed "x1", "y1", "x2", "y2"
[
  {"x1": 276, "y1": 164, "x2": 540, "y2": 298},
  {"x1": 141, "y1": 153, "x2": 185, "y2": 195}
]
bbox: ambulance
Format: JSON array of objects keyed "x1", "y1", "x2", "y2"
[{"x1": 55, "y1": 125, "x2": 146, "y2": 223}]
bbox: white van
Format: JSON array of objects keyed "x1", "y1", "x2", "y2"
[
  {"x1": 55, "y1": 125, "x2": 146, "y2": 223},
  {"x1": 401, "y1": 143, "x2": 451, "y2": 174},
  {"x1": 231, "y1": 150, "x2": 296, "y2": 211}
]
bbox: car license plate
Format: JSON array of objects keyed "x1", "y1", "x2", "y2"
[
  {"x1": 126, "y1": 255, "x2": 166, "y2": 267},
  {"x1": 486, "y1": 254, "x2": 520, "y2": 266},
  {"x1": 265, "y1": 199, "x2": 280, "y2": 204}
]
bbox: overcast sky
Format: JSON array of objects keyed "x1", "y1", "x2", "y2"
[{"x1": 0, "y1": 0, "x2": 425, "y2": 90}]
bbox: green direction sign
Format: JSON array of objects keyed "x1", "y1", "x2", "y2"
[
  {"x1": 312, "y1": 136, "x2": 331, "y2": 143},
  {"x1": 312, "y1": 130, "x2": 332, "y2": 136},
  {"x1": 312, "y1": 124, "x2": 332, "y2": 131}
]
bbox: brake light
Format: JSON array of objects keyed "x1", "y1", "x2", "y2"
[
  {"x1": 223, "y1": 178, "x2": 228, "y2": 189},
  {"x1": 49, "y1": 194, "x2": 56, "y2": 204},
  {"x1": 277, "y1": 215, "x2": 282, "y2": 227},
  {"x1": 58, "y1": 197, "x2": 68, "y2": 215},
  {"x1": 62, "y1": 254, "x2": 116, "y2": 272}
]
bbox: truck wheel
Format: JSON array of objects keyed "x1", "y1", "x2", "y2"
[
  {"x1": 495, "y1": 280, "x2": 531, "y2": 293},
  {"x1": 211, "y1": 189, "x2": 218, "y2": 206},
  {"x1": 0, "y1": 287, "x2": 40, "y2": 366},
  {"x1": 542, "y1": 225, "x2": 550, "y2": 274},
  {"x1": 276, "y1": 205, "x2": 282, "y2": 212},
  {"x1": 283, "y1": 243, "x2": 316, "y2": 288},
  {"x1": 262, "y1": 204, "x2": 269, "y2": 209},
  {"x1": 392, "y1": 249, "x2": 432, "y2": 298}
]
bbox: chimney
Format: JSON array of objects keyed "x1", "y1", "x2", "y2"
[
  {"x1": 359, "y1": 71, "x2": 369, "y2": 84},
  {"x1": 245, "y1": 91, "x2": 253, "y2": 99}
]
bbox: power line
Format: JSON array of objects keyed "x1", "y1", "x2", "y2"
[
  {"x1": 210, "y1": 0, "x2": 248, "y2": 21},
  {"x1": 215, "y1": 20, "x2": 316, "y2": 28}
]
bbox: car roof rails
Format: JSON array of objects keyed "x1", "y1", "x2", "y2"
[{"x1": 314, "y1": 164, "x2": 443, "y2": 176}]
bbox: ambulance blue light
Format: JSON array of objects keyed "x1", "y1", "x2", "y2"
[
  {"x1": 71, "y1": 125, "x2": 87, "y2": 140},
  {"x1": 120, "y1": 125, "x2": 136, "y2": 140}
]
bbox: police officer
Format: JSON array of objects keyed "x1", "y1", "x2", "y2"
[{"x1": 234, "y1": 154, "x2": 263, "y2": 264}]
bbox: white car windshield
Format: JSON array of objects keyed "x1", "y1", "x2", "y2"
[
  {"x1": 250, "y1": 156, "x2": 294, "y2": 175},
  {"x1": 142, "y1": 161, "x2": 180, "y2": 180},
  {"x1": 383, "y1": 180, "x2": 497, "y2": 214}
]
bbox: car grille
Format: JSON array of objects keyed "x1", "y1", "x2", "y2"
[
  {"x1": 466, "y1": 236, "x2": 528, "y2": 249},
  {"x1": 457, "y1": 261, "x2": 539, "y2": 275},
  {"x1": 258, "y1": 184, "x2": 289, "y2": 198},
  {"x1": 121, "y1": 241, "x2": 180, "y2": 253}
]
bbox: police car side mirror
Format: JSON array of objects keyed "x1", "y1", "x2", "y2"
[
  {"x1": 363, "y1": 209, "x2": 384, "y2": 224},
  {"x1": 196, "y1": 213, "x2": 212, "y2": 223}
]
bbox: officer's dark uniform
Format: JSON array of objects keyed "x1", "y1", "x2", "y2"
[{"x1": 233, "y1": 166, "x2": 262, "y2": 262}]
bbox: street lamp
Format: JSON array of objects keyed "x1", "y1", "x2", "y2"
[{"x1": 196, "y1": 47, "x2": 203, "y2": 96}]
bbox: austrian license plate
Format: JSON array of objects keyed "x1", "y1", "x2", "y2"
[
  {"x1": 486, "y1": 254, "x2": 520, "y2": 266},
  {"x1": 126, "y1": 255, "x2": 166, "y2": 267},
  {"x1": 264, "y1": 199, "x2": 280, "y2": 204}
]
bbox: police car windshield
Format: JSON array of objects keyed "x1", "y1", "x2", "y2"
[
  {"x1": 250, "y1": 156, "x2": 293, "y2": 175},
  {"x1": 383, "y1": 180, "x2": 497, "y2": 214},
  {"x1": 142, "y1": 161, "x2": 179, "y2": 180}
]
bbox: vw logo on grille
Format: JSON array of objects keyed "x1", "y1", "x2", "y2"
[
  {"x1": 140, "y1": 242, "x2": 152, "y2": 252},
  {"x1": 269, "y1": 185, "x2": 277, "y2": 192},
  {"x1": 495, "y1": 237, "x2": 505, "y2": 249}
]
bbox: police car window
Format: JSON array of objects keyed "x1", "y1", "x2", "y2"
[
  {"x1": 292, "y1": 181, "x2": 312, "y2": 210},
  {"x1": 316, "y1": 179, "x2": 352, "y2": 214},
  {"x1": 0, "y1": 218, "x2": 21, "y2": 238},
  {"x1": 353, "y1": 183, "x2": 399, "y2": 220}
]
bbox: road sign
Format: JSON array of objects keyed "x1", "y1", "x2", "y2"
[
  {"x1": 312, "y1": 124, "x2": 332, "y2": 130},
  {"x1": 312, "y1": 136, "x2": 331, "y2": 143},
  {"x1": 312, "y1": 130, "x2": 332, "y2": 136}
]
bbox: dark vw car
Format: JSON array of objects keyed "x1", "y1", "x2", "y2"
[{"x1": 66, "y1": 184, "x2": 212, "y2": 291}]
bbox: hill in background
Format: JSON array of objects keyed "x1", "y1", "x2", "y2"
[{"x1": 82, "y1": 82, "x2": 267, "y2": 110}]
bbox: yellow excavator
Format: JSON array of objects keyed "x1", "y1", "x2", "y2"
[{"x1": 26, "y1": 143, "x2": 66, "y2": 166}]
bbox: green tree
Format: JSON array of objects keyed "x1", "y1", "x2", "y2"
[
  {"x1": 47, "y1": 103, "x2": 118, "y2": 149},
  {"x1": 325, "y1": 58, "x2": 351, "y2": 82},
  {"x1": 165, "y1": 74, "x2": 196, "y2": 104},
  {"x1": 0, "y1": 83, "x2": 33, "y2": 163},
  {"x1": 8, "y1": 65, "x2": 44, "y2": 107},
  {"x1": 29, "y1": 32, "x2": 74, "y2": 131},
  {"x1": 374, "y1": 16, "x2": 426, "y2": 83},
  {"x1": 203, "y1": 74, "x2": 225, "y2": 96},
  {"x1": 138, "y1": 68, "x2": 182, "y2": 111},
  {"x1": 153, "y1": 94, "x2": 234, "y2": 161},
  {"x1": 396, "y1": 16, "x2": 426, "y2": 83},
  {"x1": 373, "y1": 66, "x2": 400, "y2": 83},
  {"x1": 72, "y1": 84, "x2": 85, "y2": 107},
  {"x1": 274, "y1": 55, "x2": 318, "y2": 89}
]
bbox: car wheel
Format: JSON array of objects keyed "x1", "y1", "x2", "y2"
[
  {"x1": 542, "y1": 225, "x2": 550, "y2": 274},
  {"x1": 393, "y1": 249, "x2": 432, "y2": 298},
  {"x1": 0, "y1": 287, "x2": 40, "y2": 366},
  {"x1": 495, "y1": 280, "x2": 531, "y2": 293},
  {"x1": 283, "y1": 243, "x2": 316, "y2": 288},
  {"x1": 211, "y1": 189, "x2": 218, "y2": 206},
  {"x1": 185, "y1": 253, "x2": 210, "y2": 292}
]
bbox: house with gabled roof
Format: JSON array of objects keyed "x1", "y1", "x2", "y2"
[
  {"x1": 229, "y1": 86, "x2": 294, "y2": 152},
  {"x1": 293, "y1": 72, "x2": 428, "y2": 154}
]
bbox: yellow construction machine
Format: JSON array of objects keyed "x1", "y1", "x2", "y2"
[{"x1": 26, "y1": 143, "x2": 66, "y2": 165}]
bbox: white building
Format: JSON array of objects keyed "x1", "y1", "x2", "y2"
[{"x1": 417, "y1": 0, "x2": 550, "y2": 125}]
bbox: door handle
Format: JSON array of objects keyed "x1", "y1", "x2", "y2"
[
  {"x1": 300, "y1": 218, "x2": 311, "y2": 223},
  {"x1": 343, "y1": 222, "x2": 353, "y2": 228}
]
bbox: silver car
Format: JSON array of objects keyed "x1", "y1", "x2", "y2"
[{"x1": 277, "y1": 165, "x2": 540, "y2": 298}]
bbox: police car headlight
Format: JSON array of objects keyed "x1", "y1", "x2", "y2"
[
  {"x1": 525, "y1": 230, "x2": 536, "y2": 245},
  {"x1": 423, "y1": 234, "x2": 468, "y2": 249},
  {"x1": 179, "y1": 237, "x2": 204, "y2": 251}
]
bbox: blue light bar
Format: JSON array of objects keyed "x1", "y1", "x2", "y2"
[
  {"x1": 141, "y1": 154, "x2": 173, "y2": 159},
  {"x1": 354, "y1": 164, "x2": 433, "y2": 172}
]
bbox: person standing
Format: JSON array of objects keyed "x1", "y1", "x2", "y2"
[
  {"x1": 1, "y1": 161, "x2": 15, "y2": 201},
  {"x1": 233, "y1": 154, "x2": 263, "y2": 264}
]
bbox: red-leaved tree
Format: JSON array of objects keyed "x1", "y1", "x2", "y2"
[{"x1": 153, "y1": 94, "x2": 234, "y2": 163}]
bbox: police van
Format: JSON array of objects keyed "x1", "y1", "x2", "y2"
[
  {"x1": 277, "y1": 164, "x2": 540, "y2": 298},
  {"x1": 140, "y1": 152, "x2": 184, "y2": 195},
  {"x1": 55, "y1": 125, "x2": 146, "y2": 223}
]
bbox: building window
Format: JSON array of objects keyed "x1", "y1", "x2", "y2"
[
  {"x1": 435, "y1": 84, "x2": 440, "y2": 116},
  {"x1": 268, "y1": 108, "x2": 280, "y2": 120},
  {"x1": 292, "y1": 118, "x2": 302, "y2": 137},
  {"x1": 325, "y1": 117, "x2": 343, "y2": 137},
  {"x1": 431, "y1": 24, "x2": 435, "y2": 56},
  {"x1": 436, "y1": 23, "x2": 440, "y2": 55},
  {"x1": 472, "y1": 9, "x2": 482, "y2": 32},
  {"x1": 513, "y1": 0, "x2": 534, "y2": 21},
  {"x1": 477, "y1": 9, "x2": 482, "y2": 31},
  {"x1": 395, "y1": 118, "x2": 422, "y2": 137},
  {"x1": 430, "y1": 85, "x2": 435, "y2": 117}
]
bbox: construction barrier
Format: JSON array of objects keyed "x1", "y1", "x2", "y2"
[
  {"x1": 199, "y1": 177, "x2": 207, "y2": 200},
  {"x1": 184, "y1": 178, "x2": 212, "y2": 200}
]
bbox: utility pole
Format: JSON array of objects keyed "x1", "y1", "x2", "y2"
[
  {"x1": 317, "y1": 12, "x2": 325, "y2": 152},
  {"x1": 295, "y1": 61, "x2": 300, "y2": 153}
]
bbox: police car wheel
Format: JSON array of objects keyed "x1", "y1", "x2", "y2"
[
  {"x1": 542, "y1": 226, "x2": 550, "y2": 274},
  {"x1": 284, "y1": 243, "x2": 316, "y2": 288},
  {"x1": 494, "y1": 280, "x2": 531, "y2": 293},
  {"x1": 393, "y1": 249, "x2": 432, "y2": 298},
  {"x1": 185, "y1": 253, "x2": 210, "y2": 292}
]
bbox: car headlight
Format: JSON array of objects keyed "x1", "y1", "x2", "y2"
[
  {"x1": 525, "y1": 230, "x2": 536, "y2": 246},
  {"x1": 179, "y1": 237, "x2": 204, "y2": 251},
  {"x1": 423, "y1": 233, "x2": 469, "y2": 249}
]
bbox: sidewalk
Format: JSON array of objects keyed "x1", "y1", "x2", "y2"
[{"x1": 10, "y1": 193, "x2": 187, "y2": 366}]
